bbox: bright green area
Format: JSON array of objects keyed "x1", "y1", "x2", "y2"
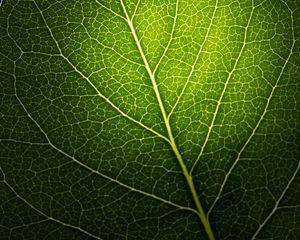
[{"x1": 0, "y1": 0, "x2": 299, "y2": 239}]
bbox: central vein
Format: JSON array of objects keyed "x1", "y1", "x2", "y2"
[{"x1": 120, "y1": 1, "x2": 215, "y2": 239}]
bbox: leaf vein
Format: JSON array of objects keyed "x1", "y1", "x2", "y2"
[
  {"x1": 95, "y1": 0, "x2": 126, "y2": 21},
  {"x1": 168, "y1": 0, "x2": 219, "y2": 119},
  {"x1": 0, "y1": 167, "x2": 102, "y2": 240},
  {"x1": 250, "y1": 162, "x2": 300, "y2": 240},
  {"x1": 120, "y1": 1, "x2": 216, "y2": 239},
  {"x1": 12, "y1": 67, "x2": 197, "y2": 215},
  {"x1": 153, "y1": 0, "x2": 179, "y2": 74},
  {"x1": 190, "y1": 0, "x2": 255, "y2": 174},
  {"x1": 131, "y1": 0, "x2": 141, "y2": 21},
  {"x1": 31, "y1": 0, "x2": 168, "y2": 143},
  {"x1": 207, "y1": 3, "x2": 297, "y2": 217}
]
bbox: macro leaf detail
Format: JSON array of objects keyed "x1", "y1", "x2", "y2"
[{"x1": 0, "y1": 0, "x2": 299, "y2": 239}]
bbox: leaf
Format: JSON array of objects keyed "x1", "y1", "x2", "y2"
[{"x1": 0, "y1": 0, "x2": 299, "y2": 239}]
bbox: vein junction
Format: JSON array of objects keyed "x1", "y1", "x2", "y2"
[{"x1": 120, "y1": 1, "x2": 215, "y2": 239}]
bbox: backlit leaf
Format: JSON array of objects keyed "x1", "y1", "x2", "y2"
[{"x1": 0, "y1": 0, "x2": 299, "y2": 239}]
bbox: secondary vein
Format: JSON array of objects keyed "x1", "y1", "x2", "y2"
[
  {"x1": 207, "y1": 0, "x2": 297, "y2": 218},
  {"x1": 250, "y1": 162, "x2": 300, "y2": 240},
  {"x1": 168, "y1": 0, "x2": 219, "y2": 119},
  {"x1": 0, "y1": 167, "x2": 102, "y2": 240},
  {"x1": 120, "y1": 1, "x2": 215, "y2": 239},
  {"x1": 32, "y1": 0, "x2": 168, "y2": 144},
  {"x1": 12, "y1": 66, "x2": 197, "y2": 215},
  {"x1": 153, "y1": 0, "x2": 179, "y2": 74},
  {"x1": 190, "y1": 0, "x2": 255, "y2": 174}
]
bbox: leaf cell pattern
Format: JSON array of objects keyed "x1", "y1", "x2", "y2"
[{"x1": 0, "y1": 0, "x2": 299, "y2": 239}]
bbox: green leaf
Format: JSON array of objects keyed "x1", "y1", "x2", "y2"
[{"x1": 0, "y1": 0, "x2": 299, "y2": 239}]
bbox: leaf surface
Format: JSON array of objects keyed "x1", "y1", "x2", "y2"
[{"x1": 0, "y1": 0, "x2": 299, "y2": 239}]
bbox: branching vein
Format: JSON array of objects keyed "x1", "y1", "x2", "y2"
[
  {"x1": 207, "y1": 1, "x2": 297, "y2": 217},
  {"x1": 120, "y1": 0, "x2": 216, "y2": 239},
  {"x1": 169, "y1": 0, "x2": 219, "y2": 119},
  {"x1": 250, "y1": 162, "x2": 300, "y2": 240},
  {"x1": 190, "y1": 0, "x2": 255, "y2": 174},
  {"x1": 0, "y1": 167, "x2": 102, "y2": 240},
  {"x1": 32, "y1": 0, "x2": 169, "y2": 144}
]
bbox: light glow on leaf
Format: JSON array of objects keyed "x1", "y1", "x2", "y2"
[{"x1": 0, "y1": 0, "x2": 299, "y2": 239}]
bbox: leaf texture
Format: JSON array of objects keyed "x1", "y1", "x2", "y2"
[{"x1": 0, "y1": 0, "x2": 299, "y2": 239}]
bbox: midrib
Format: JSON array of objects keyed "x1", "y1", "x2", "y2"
[{"x1": 120, "y1": 1, "x2": 215, "y2": 239}]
